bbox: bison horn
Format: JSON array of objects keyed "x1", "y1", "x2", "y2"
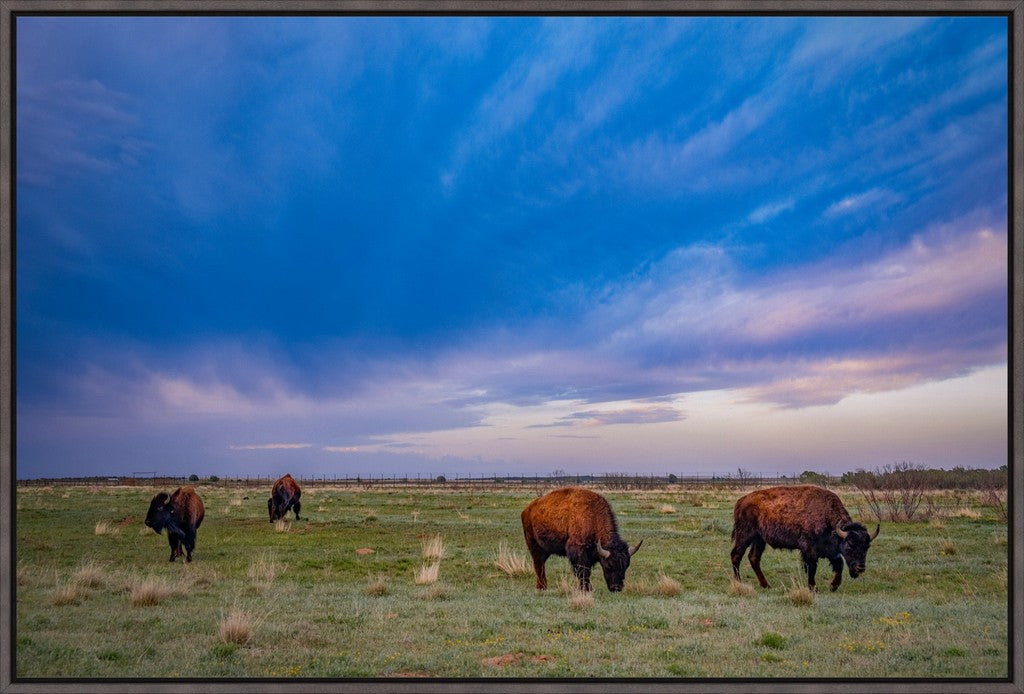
[
  {"x1": 629, "y1": 539, "x2": 644, "y2": 557},
  {"x1": 835, "y1": 522, "x2": 849, "y2": 539},
  {"x1": 596, "y1": 542, "x2": 611, "y2": 559},
  {"x1": 870, "y1": 524, "x2": 880, "y2": 541}
]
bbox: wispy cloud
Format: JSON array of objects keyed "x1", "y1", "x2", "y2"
[
  {"x1": 229, "y1": 443, "x2": 311, "y2": 450},
  {"x1": 531, "y1": 405, "x2": 685, "y2": 429}
]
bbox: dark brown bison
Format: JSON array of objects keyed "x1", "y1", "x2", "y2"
[
  {"x1": 521, "y1": 487, "x2": 643, "y2": 592},
  {"x1": 730, "y1": 485, "x2": 879, "y2": 591},
  {"x1": 145, "y1": 486, "x2": 205, "y2": 562},
  {"x1": 268, "y1": 473, "x2": 301, "y2": 522}
]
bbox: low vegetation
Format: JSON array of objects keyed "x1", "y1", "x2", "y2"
[{"x1": 13, "y1": 483, "x2": 1008, "y2": 679}]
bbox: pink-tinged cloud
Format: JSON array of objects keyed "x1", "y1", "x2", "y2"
[{"x1": 228, "y1": 443, "x2": 312, "y2": 450}]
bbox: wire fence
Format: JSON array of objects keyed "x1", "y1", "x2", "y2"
[{"x1": 16, "y1": 472, "x2": 846, "y2": 491}]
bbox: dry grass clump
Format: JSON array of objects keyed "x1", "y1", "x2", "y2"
[
  {"x1": 72, "y1": 561, "x2": 105, "y2": 589},
  {"x1": 130, "y1": 576, "x2": 176, "y2": 607},
  {"x1": 949, "y1": 507, "x2": 981, "y2": 520},
  {"x1": 422, "y1": 535, "x2": 446, "y2": 562},
  {"x1": 786, "y1": 579, "x2": 814, "y2": 606},
  {"x1": 247, "y1": 554, "x2": 280, "y2": 590},
  {"x1": 929, "y1": 518, "x2": 946, "y2": 529},
  {"x1": 728, "y1": 577, "x2": 756, "y2": 598},
  {"x1": 654, "y1": 573, "x2": 681, "y2": 596},
  {"x1": 218, "y1": 607, "x2": 256, "y2": 645},
  {"x1": 941, "y1": 540, "x2": 957, "y2": 556},
  {"x1": 567, "y1": 587, "x2": 595, "y2": 610},
  {"x1": 415, "y1": 562, "x2": 441, "y2": 585},
  {"x1": 274, "y1": 520, "x2": 290, "y2": 533},
  {"x1": 51, "y1": 581, "x2": 84, "y2": 606},
  {"x1": 494, "y1": 541, "x2": 531, "y2": 577},
  {"x1": 365, "y1": 574, "x2": 389, "y2": 597},
  {"x1": 94, "y1": 521, "x2": 120, "y2": 536},
  {"x1": 991, "y1": 531, "x2": 1008, "y2": 546},
  {"x1": 420, "y1": 583, "x2": 450, "y2": 601},
  {"x1": 660, "y1": 504, "x2": 677, "y2": 514},
  {"x1": 229, "y1": 497, "x2": 243, "y2": 507}
]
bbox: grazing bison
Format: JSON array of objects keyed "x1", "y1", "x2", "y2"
[
  {"x1": 145, "y1": 486, "x2": 205, "y2": 563},
  {"x1": 521, "y1": 487, "x2": 643, "y2": 592},
  {"x1": 730, "y1": 485, "x2": 879, "y2": 591},
  {"x1": 268, "y1": 473, "x2": 302, "y2": 522}
]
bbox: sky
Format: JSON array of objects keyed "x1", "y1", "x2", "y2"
[{"x1": 14, "y1": 15, "x2": 1010, "y2": 479}]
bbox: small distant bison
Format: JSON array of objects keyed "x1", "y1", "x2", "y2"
[
  {"x1": 730, "y1": 485, "x2": 879, "y2": 591},
  {"x1": 145, "y1": 486, "x2": 205, "y2": 562},
  {"x1": 521, "y1": 487, "x2": 643, "y2": 592},
  {"x1": 268, "y1": 473, "x2": 301, "y2": 522}
]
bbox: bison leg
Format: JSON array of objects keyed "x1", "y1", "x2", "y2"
[
  {"x1": 802, "y1": 552, "x2": 819, "y2": 591},
  {"x1": 168, "y1": 534, "x2": 181, "y2": 562},
  {"x1": 566, "y1": 545, "x2": 593, "y2": 591},
  {"x1": 524, "y1": 537, "x2": 549, "y2": 590},
  {"x1": 730, "y1": 535, "x2": 753, "y2": 580},
  {"x1": 292, "y1": 500, "x2": 301, "y2": 521},
  {"x1": 748, "y1": 538, "x2": 769, "y2": 588},
  {"x1": 184, "y1": 530, "x2": 197, "y2": 562},
  {"x1": 829, "y1": 555, "x2": 843, "y2": 592}
]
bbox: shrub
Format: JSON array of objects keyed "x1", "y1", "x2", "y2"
[
  {"x1": 188, "y1": 474, "x2": 199, "y2": 482},
  {"x1": 757, "y1": 632, "x2": 787, "y2": 649}
]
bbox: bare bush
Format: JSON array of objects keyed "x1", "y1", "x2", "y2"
[{"x1": 851, "y1": 462, "x2": 928, "y2": 522}]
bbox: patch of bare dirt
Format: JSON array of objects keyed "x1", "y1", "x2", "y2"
[{"x1": 355, "y1": 548, "x2": 375, "y2": 555}]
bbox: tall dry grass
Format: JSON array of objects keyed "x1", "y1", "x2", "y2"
[
  {"x1": 247, "y1": 554, "x2": 280, "y2": 591},
  {"x1": 219, "y1": 607, "x2": 256, "y2": 645},
  {"x1": 494, "y1": 541, "x2": 531, "y2": 576},
  {"x1": 130, "y1": 575, "x2": 177, "y2": 607},
  {"x1": 421, "y1": 535, "x2": 445, "y2": 562},
  {"x1": 415, "y1": 563, "x2": 441, "y2": 585}
]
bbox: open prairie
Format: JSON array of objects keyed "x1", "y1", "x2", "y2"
[{"x1": 14, "y1": 483, "x2": 1009, "y2": 679}]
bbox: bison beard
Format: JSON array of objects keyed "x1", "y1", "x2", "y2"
[
  {"x1": 268, "y1": 473, "x2": 302, "y2": 522},
  {"x1": 521, "y1": 487, "x2": 642, "y2": 593},
  {"x1": 729, "y1": 485, "x2": 879, "y2": 592},
  {"x1": 145, "y1": 486, "x2": 205, "y2": 562}
]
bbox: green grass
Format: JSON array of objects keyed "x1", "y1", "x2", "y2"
[{"x1": 14, "y1": 484, "x2": 1009, "y2": 678}]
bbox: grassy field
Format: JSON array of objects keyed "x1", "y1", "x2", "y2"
[{"x1": 13, "y1": 482, "x2": 1009, "y2": 679}]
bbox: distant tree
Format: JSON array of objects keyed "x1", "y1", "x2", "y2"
[
  {"x1": 799, "y1": 470, "x2": 829, "y2": 485},
  {"x1": 668, "y1": 474, "x2": 678, "y2": 484},
  {"x1": 188, "y1": 474, "x2": 199, "y2": 482},
  {"x1": 209, "y1": 475, "x2": 219, "y2": 482},
  {"x1": 435, "y1": 475, "x2": 446, "y2": 483}
]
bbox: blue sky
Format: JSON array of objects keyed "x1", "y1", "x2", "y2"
[{"x1": 15, "y1": 15, "x2": 1009, "y2": 479}]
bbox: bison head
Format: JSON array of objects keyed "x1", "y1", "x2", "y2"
[
  {"x1": 595, "y1": 538, "x2": 643, "y2": 592},
  {"x1": 145, "y1": 492, "x2": 172, "y2": 534},
  {"x1": 835, "y1": 522, "x2": 879, "y2": 578}
]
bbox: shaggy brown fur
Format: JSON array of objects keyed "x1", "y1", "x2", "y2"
[
  {"x1": 730, "y1": 485, "x2": 878, "y2": 591},
  {"x1": 268, "y1": 474, "x2": 302, "y2": 522},
  {"x1": 521, "y1": 487, "x2": 642, "y2": 592},
  {"x1": 145, "y1": 486, "x2": 205, "y2": 562}
]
